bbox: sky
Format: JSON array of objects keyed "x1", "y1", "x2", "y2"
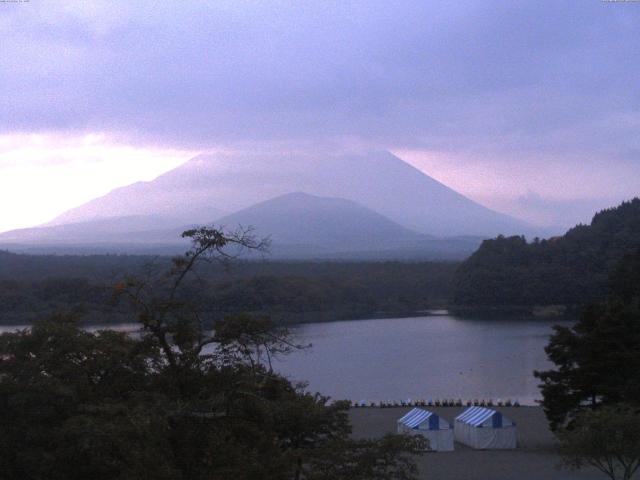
[{"x1": 0, "y1": 1, "x2": 639, "y2": 233}]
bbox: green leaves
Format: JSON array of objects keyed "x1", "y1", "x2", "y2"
[
  {"x1": 452, "y1": 199, "x2": 640, "y2": 307},
  {"x1": 559, "y1": 406, "x2": 640, "y2": 480},
  {"x1": 0, "y1": 225, "x2": 423, "y2": 480},
  {"x1": 535, "y1": 249, "x2": 640, "y2": 431},
  {"x1": 302, "y1": 434, "x2": 426, "y2": 480}
]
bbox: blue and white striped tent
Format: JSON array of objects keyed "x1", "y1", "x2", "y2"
[
  {"x1": 454, "y1": 407, "x2": 517, "y2": 449},
  {"x1": 397, "y1": 408, "x2": 454, "y2": 451}
]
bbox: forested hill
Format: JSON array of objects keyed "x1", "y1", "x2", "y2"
[
  {"x1": 451, "y1": 198, "x2": 640, "y2": 308},
  {"x1": 0, "y1": 251, "x2": 457, "y2": 325}
]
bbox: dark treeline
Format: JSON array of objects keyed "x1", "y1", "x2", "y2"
[
  {"x1": 0, "y1": 250, "x2": 152, "y2": 281},
  {"x1": 0, "y1": 228, "x2": 425, "y2": 480},
  {"x1": 451, "y1": 198, "x2": 640, "y2": 309},
  {"x1": 0, "y1": 251, "x2": 457, "y2": 325},
  {"x1": 533, "y1": 248, "x2": 640, "y2": 479},
  {"x1": 535, "y1": 247, "x2": 640, "y2": 429},
  {"x1": 6, "y1": 198, "x2": 639, "y2": 324}
]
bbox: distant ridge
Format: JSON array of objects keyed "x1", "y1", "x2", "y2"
[
  {"x1": 215, "y1": 192, "x2": 431, "y2": 252},
  {"x1": 0, "y1": 151, "x2": 534, "y2": 258},
  {"x1": 0, "y1": 215, "x2": 181, "y2": 244},
  {"x1": 47, "y1": 151, "x2": 532, "y2": 237},
  {"x1": 213, "y1": 192, "x2": 483, "y2": 259},
  {"x1": 0, "y1": 192, "x2": 483, "y2": 259}
]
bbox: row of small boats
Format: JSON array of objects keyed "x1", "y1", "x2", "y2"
[{"x1": 351, "y1": 398, "x2": 521, "y2": 408}]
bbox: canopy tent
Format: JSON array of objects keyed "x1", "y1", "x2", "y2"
[
  {"x1": 397, "y1": 408, "x2": 454, "y2": 452},
  {"x1": 454, "y1": 406, "x2": 517, "y2": 450}
]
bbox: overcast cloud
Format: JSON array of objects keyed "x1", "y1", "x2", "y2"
[{"x1": 0, "y1": 1, "x2": 638, "y2": 230}]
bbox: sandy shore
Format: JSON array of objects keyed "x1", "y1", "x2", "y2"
[{"x1": 349, "y1": 406, "x2": 602, "y2": 480}]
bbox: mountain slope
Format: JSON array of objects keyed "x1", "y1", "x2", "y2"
[
  {"x1": 49, "y1": 151, "x2": 532, "y2": 237},
  {"x1": 0, "y1": 215, "x2": 185, "y2": 244},
  {"x1": 215, "y1": 192, "x2": 430, "y2": 252},
  {"x1": 0, "y1": 192, "x2": 483, "y2": 259},
  {"x1": 451, "y1": 198, "x2": 640, "y2": 307}
]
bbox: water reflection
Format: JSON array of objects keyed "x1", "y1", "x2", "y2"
[
  {"x1": 0, "y1": 314, "x2": 567, "y2": 405},
  {"x1": 275, "y1": 315, "x2": 568, "y2": 405}
]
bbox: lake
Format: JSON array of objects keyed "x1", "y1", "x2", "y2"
[
  {"x1": 275, "y1": 313, "x2": 566, "y2": 405},
  {"x1": 0, "y1": 313, "x2": 566, "y2": 405}
]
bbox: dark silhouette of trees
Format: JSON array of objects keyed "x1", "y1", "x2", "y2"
[
  {"x1": 534, "y1": 249, "x2": 640, "y2": 431},
  {"x1": 559, "y1": 405, "x2": 640, "y2": 480},
  {"x1": 0, "y1": 226, "x2": 425, "y2": 480},
  {"x1": 0, "y1": 248, "x2": 456, "y2": 326},
  {"x1": 452, "y1": 198, "x2": 640, "y2": 308}
]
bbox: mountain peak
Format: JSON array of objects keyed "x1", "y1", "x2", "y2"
[
  {"x1": 34, "y1": 150, "x2": 532, "y2": 237},
  {"x1": 215, "y1": 191, "x2": 431, "y2": 252}
]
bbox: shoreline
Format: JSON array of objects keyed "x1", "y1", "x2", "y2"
[
  {"x1": 0, "y1": 305, "x2": 579, "y2": 328},
  {"x1": 349, "y1": 399, "x2": 524, "y2": 408},
  {"x1": 349, "y1": 406, "x2": 601, "y2": 479}
]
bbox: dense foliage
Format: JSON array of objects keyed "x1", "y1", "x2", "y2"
[
  {"x1": 559, "y1": 405, "x2": 640, "y2": 480},
  {"x1": 0, "y1": 252, "x2": 456, "y2": 325},
  {"x1": 0, "y1": 227, "x2": 425, "y2": 480},
  {"x1": 0, "y1": 318, "x2": 424, "y2": 480},
  {"x1": 534, "y1": 249, "x2": 640, "y2": 430},
  {"x1": 451, "y1": 198, "x2": 640, "y2": 307}
]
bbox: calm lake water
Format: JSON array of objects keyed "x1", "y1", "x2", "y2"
[
  {"x1": 0, "y1": 313, "x2": 566, "y2": 405},
  {"x1": 275, "y1": 314, "x2": 566, "y2": 405}
]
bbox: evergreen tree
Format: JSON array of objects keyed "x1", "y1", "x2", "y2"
[
  {"x1": 535, "y1": 249, "x2": 640, "y2": 430},
  {"x1": 452, "y1": 198, "x2": 640, "y2": 307}
]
